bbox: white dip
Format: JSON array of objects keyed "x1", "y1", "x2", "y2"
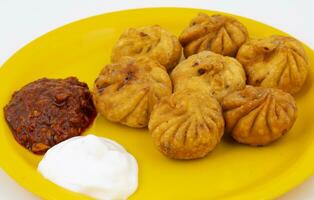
[{"x1": 38, "y1": 134, "x2": 138, "y2": 200}]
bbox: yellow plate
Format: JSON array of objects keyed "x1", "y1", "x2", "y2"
[{"x1": 0, "y1": 7, "x2": 314, "y2": 200}]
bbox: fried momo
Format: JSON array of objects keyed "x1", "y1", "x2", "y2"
[
  {"x1": 171, "y1": 51, "x2": 246, "y2": 101},
  {"x1": 111, "y1": 25, "x2": 182, "y2": 71},
  {"x1": 149, "y1": 90, "x2": 224, "y2": 159},
  {"x1": 179, "y1": 13, "x2": 248, "y2": 58},
  {"x1": 93, "y1": 56, "x2": 172, "y2": 128},
  {"x1": 222, "y1": 86, "x2": 297, "y2": 146},
  {"x1": 236, "y1": 35, "x2": 309, "y2": 94}
]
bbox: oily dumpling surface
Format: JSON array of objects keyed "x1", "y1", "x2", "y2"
[
  {"x1": 171, "y1": 51, "x2": 246, "y2": 101},
  {"x1": 149, "y1": 90, "x2": 224, "y2": 159},
  {"x1": 236, "y1": 35, "x2": 309, "y2": 94},
  {"x1": 179, "y1": 13, "x2": 248, "y2": 57},
  {"x1": 222, "y1": 86, "x2": 297, "y2": 146},
  {"x1": 93, "y1": 56, "x2": 172, "y2": 128},
  {"x1": 111, "y1": 25, "x2": 182, "y2": 71}
]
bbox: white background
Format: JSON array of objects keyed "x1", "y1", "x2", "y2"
[{"x1": 0, "y1": 0, "x2": 313, "y2": 199}]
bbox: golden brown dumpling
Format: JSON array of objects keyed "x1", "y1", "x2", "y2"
[
  {"x1": 93, "y1": 56, "x2": 172, "y2": 128},
  {"x1": 171, "y1": 51, "x2": 246, "y2": 102},
  {"x1": 179, "y1": 13, "x2": 248, "y2": 58},
  {"x1": 222, "y1": 86, "x2": 297, "y2": 146},
  {"x1": 111, "y1": 25, "x2": 182, "y2": 71},
  {"x1": 149, "y1": 90, "x2": 224, "y2": 159},
  {"x1": 236, "y1": 35, "x2": 309, "y2": 94}
]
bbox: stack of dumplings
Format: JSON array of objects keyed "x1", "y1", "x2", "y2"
[{"x1": 92, "y1": 12, "x2": 309, "y2": 160}]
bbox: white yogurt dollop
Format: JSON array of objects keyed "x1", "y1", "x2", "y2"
[{"x1": 38, "y1": 134, "x2": 138, "y2": 200}]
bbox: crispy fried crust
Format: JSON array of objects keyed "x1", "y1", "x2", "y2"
[
  {"x1": 179, "y1": 13, "x2": 248, "y2": 57},
  {"x1": 111, "y1": 25, "x2": 182, "y2": 71},
  {"x1": 236, "y1": 35, "x2": 309, "y2": 94},
  {"x1": 93, "y1": 56, "x2": 172, "y2": 128},
  {"x1": 149, "y1": 90, "x2": 224, "y2": 159},
  {"x1": 171, "y1": 51, "x2": 246, "y2": 102},
  {"x1": 222, "y1": 86, "x2": 297, "y2": 146}
]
